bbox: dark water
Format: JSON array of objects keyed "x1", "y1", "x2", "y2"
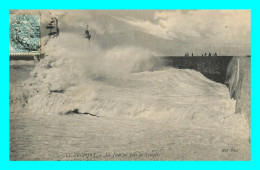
[{"x1": 10, "y1": 65, "x2": 34, "y2": 83}]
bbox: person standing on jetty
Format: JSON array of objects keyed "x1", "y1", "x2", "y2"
[{"x1": 185, "y1": 53, "x2": 190, "y2": 57}]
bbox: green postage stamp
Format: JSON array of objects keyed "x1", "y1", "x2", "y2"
[{"x1": 10, "y1": 14, "x2": 41, "y2": 54}]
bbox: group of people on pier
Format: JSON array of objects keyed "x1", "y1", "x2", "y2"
[{"x1": 184, "y1": 52, "x2": 218, "y2": 57}]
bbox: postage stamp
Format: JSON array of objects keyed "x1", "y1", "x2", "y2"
[{"x1": 10, "y1": 14, "x2": 41, "y2": 54}]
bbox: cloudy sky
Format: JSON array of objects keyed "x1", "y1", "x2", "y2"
[{"x1": 10, "y1": 10, "x2": 251, "y2": 56}]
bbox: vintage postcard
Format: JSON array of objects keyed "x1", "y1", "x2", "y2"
[{"x1": 9, "y1": 10, "x2": 251, "y2": 160}]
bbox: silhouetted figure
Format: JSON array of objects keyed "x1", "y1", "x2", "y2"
[
  {"x1": 214, "y1": 52, "x2": 217, "y2": 56},
  {"x1": 204, "y1": 53, "x2": 207, "y2": 56},
  {"x1": 192, "y1": 53, "x2": 193, "y2": 57},
  {"x1": 202, "y1": 54, "x2": 204, "y2": 56},
  {"x1": 209, "y1": 52, "x2": 212, "y2": 56}
]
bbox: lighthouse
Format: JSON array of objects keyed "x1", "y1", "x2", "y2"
[{"x1": 84, "y1": 25, "x2": 91, "y2": 42}]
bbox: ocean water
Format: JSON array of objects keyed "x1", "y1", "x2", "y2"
[{"x1": 10, "y1": 33, "x2": 250, "y2": 160}]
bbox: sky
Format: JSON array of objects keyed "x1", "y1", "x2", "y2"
[{"x1": 10, "y1": 10, "x2": 251, "y2": 56}]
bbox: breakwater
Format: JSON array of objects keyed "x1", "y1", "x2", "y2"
[
  {"x1": 162, "y1": 56, "x2": 234, "y2": 84},
  {"x1": 162, "y1": 56, "x2": 251, "y2": 127}
]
